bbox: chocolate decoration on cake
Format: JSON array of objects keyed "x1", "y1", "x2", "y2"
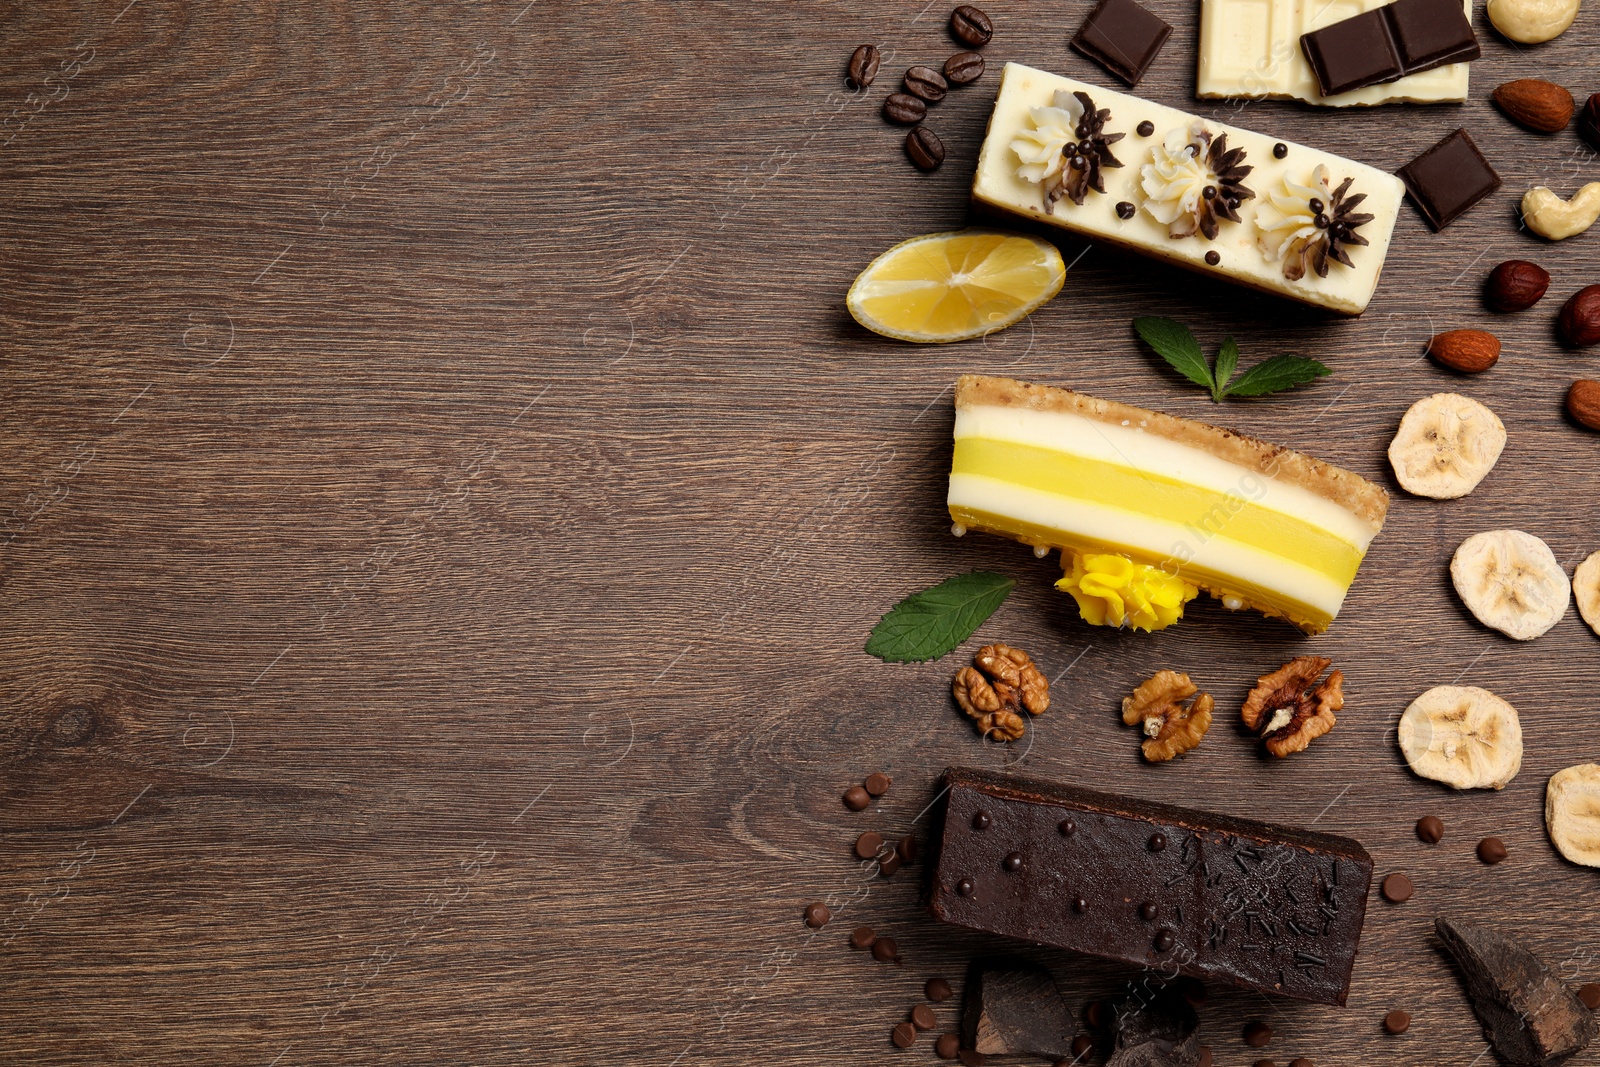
[{"x1": 926, "y1": 767, "x2": 1373, "y2": 1006}]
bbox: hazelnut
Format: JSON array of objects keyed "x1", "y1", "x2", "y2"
[
  {"x1": 1568, "y1": 379, "x2": 1600, "y2": 432},
  {"x1": 1426, "y1": 329, "x2": 1501, "y2": 373},
  {"x1": 1484, "y1": 259, "x2": 1550, "y2": 312},
  {"x1": 1558, "y1": 285, "x2": 1600, "y2": 347}
]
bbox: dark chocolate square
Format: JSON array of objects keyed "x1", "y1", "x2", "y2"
[
  {"x1": 1388, "y1": 0, "x2": 1480, "y2": 68},
  {"x1": 1300, "y1": 11, "x2": 1401, "y2": 96},
  {"x1": 1397, "y1": 128, "x2": 1501, "y2": 231},
  {"x1": 1070, "y1": 0, "x2": 1173, "y2": 87}
]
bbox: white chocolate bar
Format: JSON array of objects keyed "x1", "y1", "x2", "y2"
[
  {"x1": 972, "y1": 63, "x2": 1405, "y2": 315},
  {"x1": 1196, "y1": 0, "x2": 1471, "y2": 106}
]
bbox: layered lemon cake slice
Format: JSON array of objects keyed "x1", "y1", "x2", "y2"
[{"x1": 948, "y1": 376, "x2": 1388, "y2": 634}]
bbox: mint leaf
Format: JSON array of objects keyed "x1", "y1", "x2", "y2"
[
  {"x1": 1212, "y1": 337, "x2": 1240, "y2": 403},
  {"x1": 1221, "y1": 354, "x2": 1332, "y2": 397},
  {"x1": 1134, "y1": 316, "x2": 1214, "y2": 392},
  {"x1": 865, "y1": 571, "x2": 1015, "y2": 663}
]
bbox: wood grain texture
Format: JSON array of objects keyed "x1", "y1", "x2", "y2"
[{"x1": 2, "y1": 1, "x2": 1598, "y2": 1064}]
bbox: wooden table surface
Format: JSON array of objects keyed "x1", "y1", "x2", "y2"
[{"x1": 3, "y1": 2, "x2": 1598, "y2": 1064}]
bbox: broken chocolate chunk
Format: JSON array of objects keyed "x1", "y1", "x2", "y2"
[
  {"x1": 1108, "y1": 987, "x2": 1204, "y2": 1067},
  {"x1": 960, "y1": 958, "x2": 1076, "y2": 1059},
  {"x1": 1436, "y1": 916, "x2": 1597, "y2": 1066}
]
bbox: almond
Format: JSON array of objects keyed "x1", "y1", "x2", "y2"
[
  {"x1": 1484, "y1": 259, "x2": 1550, "y2": 312},
  {"x1": 1427, "y1": 329, "x2": 1501, "y2": 373},
  {"x1": 1493, "y1": 79, "x2": 1576, "y2": 133},
  {"x1": 1569, "y1": 380, "x2": 1600, "y2": 431},
  {"x1": 1558, "y1": 285, "x2": 1600, "y2": 347}
]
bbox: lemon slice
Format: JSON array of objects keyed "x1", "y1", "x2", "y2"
[{"x1": 847, "y1": 229, "x2": 1066, "y2": 344}]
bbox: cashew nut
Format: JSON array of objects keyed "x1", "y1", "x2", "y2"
[
  {"x1": 1486, "y1": 0, "x2": 1581, "y2": 43},
  {"x1": 1521, "y1": 183, "x2": 1600, "y2": 240}
]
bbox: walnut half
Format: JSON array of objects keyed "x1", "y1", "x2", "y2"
[
  {"x1": 1241, "y1": 656, "x2": 1344, "y2": 757},
  {"x1": 1121, "y1": 669, "x2": 1213, "y2": 762},
  {"x1": 952, "y1": 644, "x2": 1049, "y2": 743}
]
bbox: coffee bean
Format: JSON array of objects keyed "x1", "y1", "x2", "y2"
[
  {"x1": 1417, "y1": 815, "x2": 1444, "y2": 843},
  {"x1": 1273, "y1": 142, "x2": 1289, "y2": 158},
  {"x1": 843, "y1": 785, "x2": 871, "y2": 810},
  {"x1": 892, "y1": 1022, "x2": 918, "y2": 1048},
  {"x1": 1002, "y1": 851, "x2": 1024, "y2": 872},
  {"x1": 1149, "y1": 832, "x2": 1168, "y2": 851},
  {"x1": 804, "y1": 901, "x2": 831, "y2": 928},
  {"x1": 906, "y1": 127, "x2": 946, "y2": 172},
  {"x1": 1381, "y1": 873, "x2": 1414, "y2": 903},
  {"x1": 936, "y1": 1032, "x2": 961, "y2": 1059},
  {"x1": 864, "y1": 771, "x2": 892, "y2": 796},
  {"x1": 944, "y1": 51, "x2": 985, "y2": 84},
  {"x1": 972, "y1": 810, "x2": 991, "y2": 831},
  {"x1": 905, "y1": 65, "x2": 949, "y2": 102},
  {"x1": 883, "y1": 92, "x2": 927, "y2": 125},
  {"x1": 1072, "y1": 1033, "x2": 1095, "y2": 1058},
  {"x1": 912, "y1": 1004, "x2": 937, "y2": 1030},
  {"x1": 950, "y1": 5, "x2": 994, "y2": 46},
  {"x1": 1136, "y1": 119, "x2": 1155, "y2": 136},
  {"x1": 1244, "y1": 1021, "x2": 1273, "y2": 1047},
  {"x1": 1205, "y1": 250, "x2": 1222, "y2": 266},
  {"x1": 873, "y1": 935, "x2": 900, "y2": 962},
  {"x1": 1383, "y1": 1009, "x2": 1411, "y2": 1034},
  {"x1": 926, "y1": 977, "x2": 953, "y2": 1002},
  {"x1": 1138, "y1": 901, "x2": 1158, "y2": 921},
  {"x1": 848, "y1": 44, "x2": 881, "y2": 89},
  {"x1": 1478, "y1": 836, "x2": 1508, "y2": 864},
  {"x1": 850, "y1": 925, "x2": 876, "y2": 950},
  {"x1": 1116, "y1": 201, "x2": 1135, "y2": 219},
  {"x1": 855, "y1": 831, "x2": 884, "y2": 859},
  {"x1": 1578, "y1": 983, "x2": 1600, "y2": 1009}
]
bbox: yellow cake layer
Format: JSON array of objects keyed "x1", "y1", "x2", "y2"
[{"x1": 948, "y1": 376, "x2": 1389, "y2": 633}]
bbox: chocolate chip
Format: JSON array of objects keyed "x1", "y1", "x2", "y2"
[
  {"x1": 1084, "y1": 1000, "x2": 1106, "y2": 1028},
  {"x1": 1273, "y1": 142, "x2": 1288, "y2": 158},
  {"x1": 1205, "y1": 250, "x2": 1221, "y2": 266},
  {"x1": 848, "y1": 44, "x2": 881, "y2": 89},
  {"x1": 1058, "y1": 817, "x2": 1076, "y2": 836},
  {"x1": 1580, "y1": 983, "x2": 1600, "y2": 1010},
  {"x1": 879, "y1": 850, "x2": 903, "y2": 877},
  {"x1": 906, "y1": 127, "x2": 946, "y2": 172},
  {"x1": 1383, "y1": 1009, "x2": 1411, "y2": 1034},
  {"x1": 883, "y1": 92, "x2": 927, "y2": 125},
  {"x1": 1115, "y1": 201, "x2": 1135, "y2": 219},
  {"x1": 1381, "y1": 873, "x2": 1415, "y2": 903},
  {"x1": 1149, "y1": 832, "x2": 1168, "y2": 851},
  {"x1": 1072, "y1": 896, "x2": 1088, "y2": 913},
  {"x1": 1137, "y1": 119, "x2": 1155, "y2": 136},
  {"x1": 864, "y1": 772, "x2": 891, "y2": 796},
  {"x1": 1254, "y1": 1061, "x2": 1277, "y2": 1067},
  {"x1": 804, "y1": 902, "x2": 831, "y2": 928},
  {"x1": 1244, "y1": 1021, "x2": 1273, "y2": 1047},
  {"x1": 950, "y1": 5, "x2": 994, "y2": 47},
  {"x1": 927, "y1": 976, "x2": 954, "y2": 1002},
  {"x1": 1417, "y1": 815, "x2": 1444, "y2": 844},
  {"x1": 944, "y1": 51, "x2": 985, "y2": 85},
  {"x1": 892, "y1": 1021, "x2": 918, "y2": 1047},
  {"x1": 1178, "y1": 977, "x2": 1208, "y2": 1006},
  {"x1": 972, "y1": 811, "x2": 992, "y2": 831},
  {"x1": 1154, "y1": 929, "x2": 1176, "y2": 951},
  {"x1": 956, "y1": 878, "x2": 975, "y2": 897},
  {"x1": 1138, "y1": 901, "x2": 1159, "y2": 921},
  {"x1": 850, "y1": 925, "x2": 876, "y2": 950},
  {"x1": 873, "y1": 935, "x2": 900, "y2": 962},
  {"x1": 1002, "y1": 851, "x2": 1024, "y2": 872},
  {"x1": 958, "y1": 1050, "x2": 987, "y2": 1066},
  {"x1": 904, "y1": 65, "x2": 949, "y2": 102},
  {"x1": 910, "y1": 1003, "x2": 937, "y2": 1030},
  {"x1": 897, "y1": 835, "x2": 919, "y2": 864},
  {"x1": 856, "y1": 831, "x2": 885, "y2": 859},
  {"x1": 1072, "y1": 1034, "x2": 1094, "y2": 1057},
  {"x1": 1198, "y1": 1048, "x2": 1214, "y2": 1067},
  {"x1": 936, "y1": 1032, "x2": 961, "y2": 1058},
  {"x1": 1288, "y1": 1060, "x2": 1314, "y2": 1067},
  {"x1": 844, "y1": 785, "x2": 871, "y2": 811},
  {"x1": 1478, "y1": 836, "x2": 1508, "y2": 864}
]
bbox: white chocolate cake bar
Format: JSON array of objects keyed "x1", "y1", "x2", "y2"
[
  {"x1": 1196, "y1": 0, "x2": 1472, "y2": 106},
  {"x1": 972, "y1": 64, "x2": 1405, "y2": 315}
]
